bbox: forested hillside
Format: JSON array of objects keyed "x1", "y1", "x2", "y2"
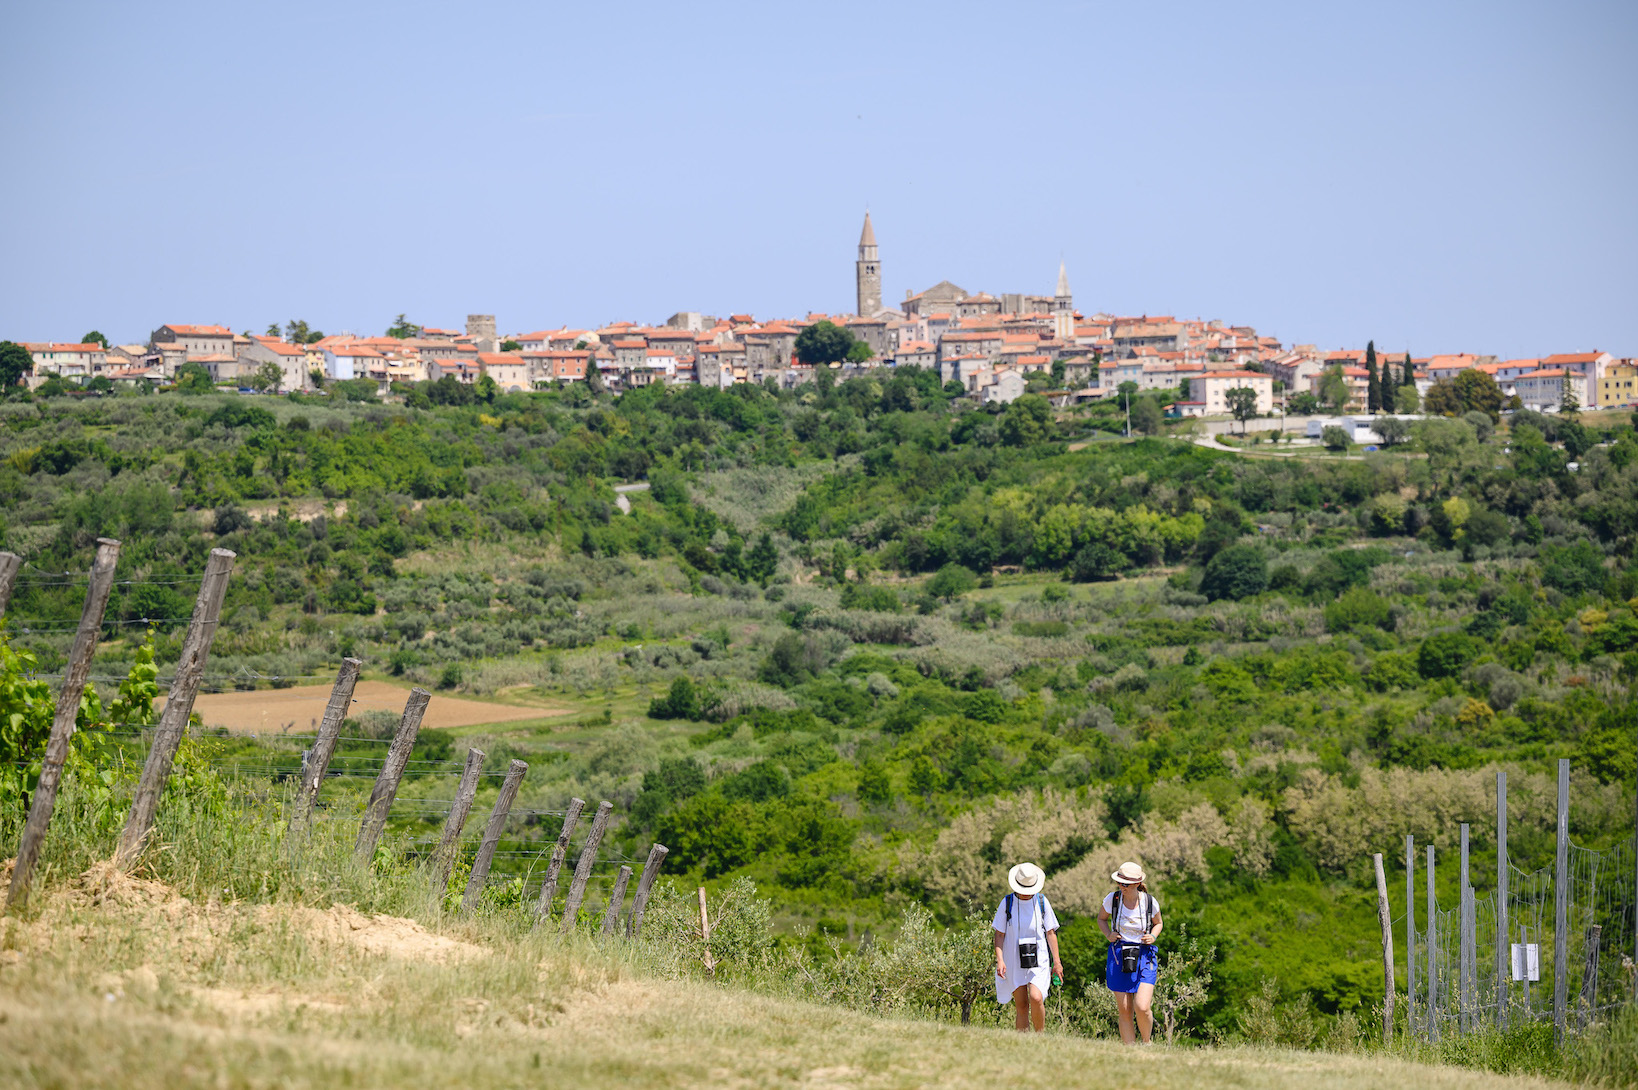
[{"x1": 1, "y1": 372, "x2": 1635, "y2": 1040}]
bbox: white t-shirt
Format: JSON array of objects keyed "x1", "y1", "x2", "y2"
[
  {"x1": 1103, "y1": 890, "x2": 1159, "y2": 943},
  {"x1": 991, "y1": 892, "x2": 1060, "y2": 949}
]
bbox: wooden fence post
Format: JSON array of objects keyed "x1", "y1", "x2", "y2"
[
  {"x1": 532, "y1": 797, "x2": 584, "y2": 927},
  {"x1": 600, "y1": 865, "x2": 633, "y2": 935},
  {"x1": 428, "y1": 747, "x2": 485, "y2": 899},
  {"x1": 355, "y1": 689, "x2": 430, "y2": 862},
  {"x1": 0, "y1": 551, "x2": 22, "y2": 618},
  {"x1": 558, "y1": 800, "x2": 613, "y2": 934},
  {"x1": 627, "y1": 843, "x2": 669, "y2": 937},
  {"x1": 698, "y1": 886, "x2": 716, "y2": 976},
  {"x1": 1554, "y1": 758, "x2": 1570, "y2": 1045},
  {"x1": 1374, "y1": 852, "x2": 1395, "y2": 1045},
  {"x1": 115, "y1": 548, "x2": 235, "y2": 870},
  {"x1": 461, "y1": 759, "x2": 528, "y2": 913},
  {"x1": 290, "y1": 657, "x2": 361, "y2": 828},
  {"x1": 6, "y1": 539, "x2": 121, "y2": 908}
]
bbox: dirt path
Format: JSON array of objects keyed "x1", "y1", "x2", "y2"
[
  {"x1": 613, "y1": 481, "x2": 649, "y2": 514},
  {"x1": 158, "y1": 680, "x2": 570, "y2": 734}
]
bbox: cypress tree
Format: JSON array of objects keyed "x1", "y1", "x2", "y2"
[
  {"x1": 1365, "y1": 340, "x2": 1380, "y2": 414},
  {"x1": 1381, "y1": 373, "x2": 1396, "y2": 413},
  {"x1": 1402, "y1": 353, "x2": 1414, "y2": 388}
]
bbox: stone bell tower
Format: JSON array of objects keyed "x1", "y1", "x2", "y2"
[
  {"x1": 856, "y1": 213, "x2": 881, "y2": 317},
  {"x1": 1053, "y1": 260, "x2": 1074, "y2": 341}
]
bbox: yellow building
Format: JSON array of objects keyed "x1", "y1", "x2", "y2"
[{"x1": 1598, "y1": 360, "x2": 1637, "y2": 408}]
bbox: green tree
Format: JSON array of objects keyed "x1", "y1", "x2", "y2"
[
  {"x1": 1321, "y1": 425, "x2": 1350, "y2": 451},
  {"x1": 927, "y1": 563, "x2": 978, "y2": 600},
  {"x1": 794, "y1": 320, "x2": 856, "y2": 366},
  {"x1": 746, "y1": 533, "x2": 779, "y2": 584},
  {"x1": 1200, "y1": 544, "x2": 1267, "y2": 601},
  {"x1": 1318, "y1": 366, "x2": 1351, "y2": 412},
  {"x1": 86, "y1": 374, "x2": 114, "y2": 395},
  {"x1": 500, "y1": 339, "x2": 522, "y2": 353},
  {"x1": 998, "y1": 393, "x2": 1053, "y2": 446},
  {"x1": 1396, "y1": 384, "x2": 1419, "y2": 413},
  {"x1": 1374, "y1": 416, "x2": 1411, "y2": 447},
  {"x1": 0, "y1": 342, "x2": 33, "y2": 388},
  {"x1": 1365, "y1": 340, "x2": 1381, "y2": 414},
  {"x1": 1560, "y1": 387, "x2": 1580, "y2": 415},
  {"x1": 1418, "y1": 631, "x2": 1478, "y2": 679},
  {"x1": 386, "y1": 314, "x2": 422, "y2": 339},
  {"x1": 1451, "y1": 369, "x2": 1503, "y2": 421},
  {"x1": 173, "y1": 362, "x2": 215, "y2": 394},
  {"x1": 1402, "y1": 353, "x2": 1415, "y2": 388},
  {"x1": 1224, "y1": 387, "x2": 1259, "y2": 433},
  {"x1": 1131, "y1": 395, "x2": 1164, "y2": 435},
  {"x1": 1380, "y1": 375, "x2": 1396, "y2": 414},
  {"x1": 249, "y1": 361, "x2": 283, "y2": 393},
  {"x1": 1289, "y1": 391, "x2": 1321, "y2": 415},
  {"x1": 285, "y1": 319, "x2": 323, "y2": 344},
  {"x1": 264, "y1": 323, "x2": 281, "y2": 337},
  {"x1": 846, "y1": 339, "x2": 874, "y2": 363},
  {"x1": 80, "y1": 330, "x2": 109, "y2": 348}
]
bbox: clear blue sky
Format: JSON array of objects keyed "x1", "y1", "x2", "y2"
[{"x1": 3, "y1": 1, "x2": 1634, "y2": 358}]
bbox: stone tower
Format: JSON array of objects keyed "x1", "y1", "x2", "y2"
[
  {"x1": 1053, "y1": 261, "x2": 1074, "y2": 341},
  {"x1": 856, "y1": 213, "x2": 881, "y2": 317},
  {"x1": 466, "y1": 314, "x2": 497, "y2": 353}
]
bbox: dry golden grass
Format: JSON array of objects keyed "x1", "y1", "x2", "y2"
[
  {"x1": 160, "y1": 679, "x2": 570, "y2": 733},
  {"x1": 0, "y1": 864, "x2": 1574, "y2": 1090}
]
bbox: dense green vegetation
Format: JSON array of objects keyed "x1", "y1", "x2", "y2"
[{"x1": 1, "y1": 373, "x2": 1635, "y2": 1051}]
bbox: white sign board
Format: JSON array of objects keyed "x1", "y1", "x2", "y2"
[{"x1": 1511, "y1": 943, "x2": 1540, "y2": 982}]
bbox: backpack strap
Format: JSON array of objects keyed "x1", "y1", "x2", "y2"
[{"x1": 1004, "y1": 893, "x2": 1013, "y2": 925}]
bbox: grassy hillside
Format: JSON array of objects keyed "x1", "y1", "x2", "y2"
[{"x1": 0, "y1": 376, "x2": 1635, "y2": 1073}]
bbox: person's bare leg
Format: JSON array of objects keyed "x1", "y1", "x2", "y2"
[
  {"x1": 1028, "y1": 984, "x2": 1045, "y2": 1031},
  {"x1": 1013, "y1": 985, "x2": 1030, "y2": 1031},
  {"x1": 1112, "y1": 990, "x2": 1135, "y2": 1044},
  {"x1": 1134, "y1": 982, "x2": 1156, "y2": 1043}
]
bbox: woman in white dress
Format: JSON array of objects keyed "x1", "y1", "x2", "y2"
[{"x1": 991, "y1": 861, "x2": 1063, "y2": 1032}]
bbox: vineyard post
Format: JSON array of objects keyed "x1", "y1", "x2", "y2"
[
  {"x1": 0, "y1": 551, "x2": 22, "y2": 617},
  {"x1": 116, "y1": 547, "x2": 235, "y2": 869},
  {"x1": 290, "y1": 657, "x2": 361, "y2": 828},
  {"x1": 1427, "y1": 844, "x2": 1439, "y2": 1042},
  {"x1": 698, "y1": 886, "x2": 716, "y2": 976},
  {"x1": 1496, "y1": 769, "x2": 1509, "y2": 1028},
  {"x1": 1373, "y1": 852, "x2": 1395, "y2": 1045},
  {"x1": 355, "y1": 688, "x2": 429, "y2": 862},
  {"x1": 558, "y1": 800, "x2": 613, "y2": 934},
  {"x1": 461, "y1": 759, "x2": 528, "y2": 913},
  {"x1": 532, "y1": 797, "x2": 584, "y2": 927},
  {"x1": 429, "y1": 747, "x2": 485, "y2": 899},
  {"x1": 600, "y1": 865, "x2": 633, "y2": 935},
  {"x1": 627, "y1": 843, "x2": 669, "y2": 937},
  {"x1": 1405, "y1": 835, "x2": 1416, "y2": 1038},
  {"x1": 1554, "y1": 758, "x2": 1569, "y2": 1045},
  {"x1": 7, "y1": 539, "x2": 120, "y2": 908},
  {"x1": 1459, "y1": 822, "x2": 1472, "y2": 1034},
  {"x1": 1578, "y1": 924, "x2": 1602, "y2": 1028}
]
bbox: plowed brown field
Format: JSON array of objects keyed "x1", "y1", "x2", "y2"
[{"x1": 156, "y1": 680, "x2": 569, "y2": 734}]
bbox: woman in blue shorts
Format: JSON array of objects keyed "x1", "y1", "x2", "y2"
[{"x1": 1099, "y1": 861, "x2": 1162, "y2": 1044}]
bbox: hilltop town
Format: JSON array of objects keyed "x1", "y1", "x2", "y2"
[{"x1": 8, "y1": 214, "x2": 1633, "y2": 417}]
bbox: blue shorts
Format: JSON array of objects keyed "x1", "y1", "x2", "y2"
[{"x1": 1105, "y1": 943, "x2": 1158, "y2": 993}]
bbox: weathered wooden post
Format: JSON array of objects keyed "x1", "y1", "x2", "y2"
[
  {"x1": 7, "y1": 539, "x2": 121, "y2": 908},
  {"x1": 1406, "y1": 835, "x2": 1417, "y2": 1038},
  {"x1": 1373, "y1": 852, "x2": 1395, "y2": 1044},
  {"x1": 558, "y1": 800, "x2": 613, "y2": 933},
  {"x1": 289, "y1": 657, "x2": 361, "y2": 828},
  {"x1": 428, "y1": 747, "x2": 485, "y2": 898},
  {"x1": 698, "y1": 886, "x2": 716, "y2": 976},
  {"x1": 115, "y1": 548, "x2": 236, "y2": 869},
  {"x1": 1554, "y1": 758, "x2": 1570, "y2": 1045},
  {"x1": 461, "y1": 759, "x2": 528, "y2": 913},
  {"x1": 1496, "y1": 769, "x2": 1509, "y2": 1028},
  {"x1": 355, "y1": 688, "x2": 430, "y2": 862},
  {"x1": 628, "y1": 843, "x2": 669, "y2": 937},
  {"x1": 532, "y1": 797, "x2": 585, "y2": 927},
  {"x1": 1427, "y1": 844, "x2": 1439, "y2": 1042},
  {"x1": 600, "y1": 865, "x2": 633, "y2": 935},
  {"x1": 0, "y1": 551, "x2": 22, "y2": 617}
]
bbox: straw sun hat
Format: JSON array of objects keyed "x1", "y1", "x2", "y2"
[
  {"x1": 1008, "y1": 862, "x2": 1045, "y2": 896},
  {"x1": 1111, "y1": 861, "x2": 1146, "y2": 885}
]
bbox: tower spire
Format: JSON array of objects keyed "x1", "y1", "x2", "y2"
[
  {"x1": 1056, "y1": 259, "x2": 1070, "y2": 299},
  {"x1": 855, "y1": 212, "x2": 881, "y2": 317}
]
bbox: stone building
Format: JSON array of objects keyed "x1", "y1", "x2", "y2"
[
  {"x1": 856, "y1": 213, "x2": 881, "y2": 317},
  {"x1": 150, "y1": 323, "x2": 234, "y2": 358},
  {"x1": 465, "y1": 314, "x2": 497, "y2": 354}
]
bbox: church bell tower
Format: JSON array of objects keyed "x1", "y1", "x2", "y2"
[
  {"x1": 856, "y1": 213, "x2": 881, "y2": 317},
  {"x1": 1053, "y1": 260, "x2": 1074, "y2": 341}
]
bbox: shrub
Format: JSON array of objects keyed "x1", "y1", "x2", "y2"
[
  {"x1": 1321, "y1": 425, "x2": 1350, "y2": 451},
  {"x1": 1199, "y1": 545, "x2": 1267, "y2": 602},
  {"x1": 1069, "y1": 542, "x2": 1124, "y2": 582},
  {"x1": 927, "y1": 563, "x2": 978, "y2": 601},
  {"x1": 648, "y1": 675, "x2": 701, "y2": 719},
  {"x1": 1418, "y1": 631, "x2": 1478, "y2": 679},
  {"x1": 1323, "y1": 586, "x2": 1390, "y2": 633}
]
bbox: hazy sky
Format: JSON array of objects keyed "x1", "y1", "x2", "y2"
[{"x1": 3, "y1": 1, "x2": 1634, "y2": 358}]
